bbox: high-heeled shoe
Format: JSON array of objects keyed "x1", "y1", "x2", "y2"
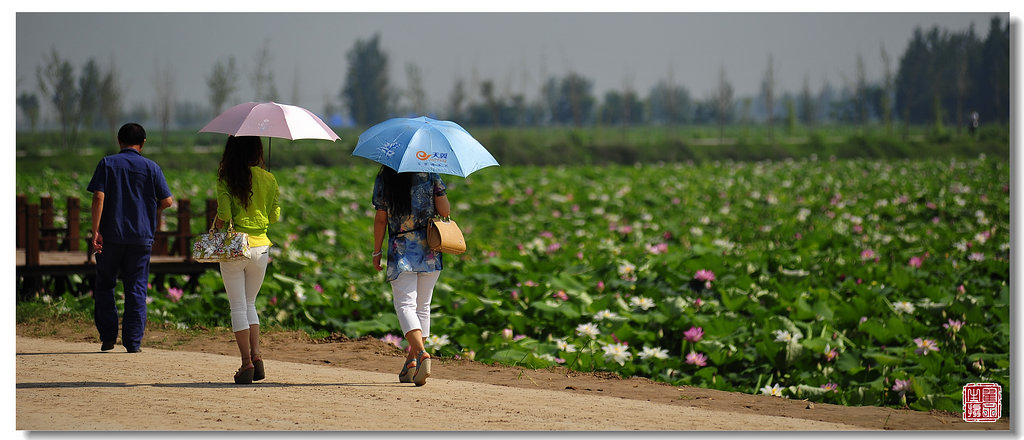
[
  {"x1": 413, "y1": 350, "x2": 431, "y2": 386},
  {"x1": 398, "y1": 358, "x2": 417, "y2": 383},
  {"x1": 234, "y1": 363, "x2": 255, "y2": 384},
  {"x1": 252, "y1": 354, "x2": 265, "y2": 381}
]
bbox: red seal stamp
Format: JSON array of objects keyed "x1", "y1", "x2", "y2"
[{"x1": 963, "y1": 383, "x2": 1002, "y2": 422}]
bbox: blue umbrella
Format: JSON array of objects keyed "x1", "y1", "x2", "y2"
[{"x1": 352, "y1": 116, "x2": 499, "y2": 177}]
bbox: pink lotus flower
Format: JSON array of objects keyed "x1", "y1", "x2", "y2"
[
  {"x1": 908, "y1": 256, "x2": 923, "y2": 268},
  {"x1": 685, "y1": 351, "x2": 707, "y2": 367},
  {"x1": 553, "y1": 290, "x2": 569, "y2": 301},
  {"x1": 824, "y1": 344, "x2": 838, "y2": 362},
  {"x1": 314, "y1": 284, "x2": 324, "y2": 294},
  {"x1": 269, "y1": 296, "x2": 278, "y2": 306},
  {"x1": 943, "y1": 319, "x2": 964, "y2": 333},
  {"x1": 380, "y1": 334, "x2": 403, "y2": 347},
  {"x1": 914, "y1": 337, "x2": 940, "y2": 355},
  {"x1": 892, "y1": 379, "x2": 912, "y2": 395},
  {"x1": 860, "y1": 249, "x2": 876, "y2": 260},
  {"x1": 694, "y1": 270, "x2": 715, "y2": 282},
  {"x1": 166, "y1": 287, "x2": 183, "y2": 302},
  {"x1": 821, "y1": 382, "x2": 838, "y2": 392},
  {"x1": 683, "y1": 326, "x2": 704, "y2": 343},
  {"x1": 646, "y1": 243, "x2": 668, "y2": 254}
]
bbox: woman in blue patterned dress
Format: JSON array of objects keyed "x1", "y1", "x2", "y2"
[{"x1": 371, "y1": 166, "x2": 450, "y2": 386}]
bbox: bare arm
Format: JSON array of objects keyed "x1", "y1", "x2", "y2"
[
  {"x1": 435, "y1": 194, "x2": 451, "y2": 218},
  {"x1": 158, "y1": 196, "x2": 174, "y2": 211},
  {"x1": 90, "y1": 191, "x2": 105, "y2": 253},
  {"x1": 372, "y1": 209, "x2": 388, "y2": 271}
]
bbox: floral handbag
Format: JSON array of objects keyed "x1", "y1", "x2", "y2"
[
  {"x1": 191, "y1": 223, "x2": 251, "y2": 263},
  {"x1": 426, "y1": 216, "x2": 466, "y2": 255}
]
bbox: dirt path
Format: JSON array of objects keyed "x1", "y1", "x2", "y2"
[{"x1": 14, "y1": 323, "x2": 1009, "y2": 431}]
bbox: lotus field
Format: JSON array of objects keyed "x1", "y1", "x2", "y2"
[{"x1": 18, "y1": 155, "x2": 1010, "y2": 412}]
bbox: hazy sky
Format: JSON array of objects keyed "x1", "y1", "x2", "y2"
[{"x1": 13, "y1": 10, "x2": 1011, "y2": 123}]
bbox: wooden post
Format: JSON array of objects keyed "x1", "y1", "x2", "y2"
[
  {"x1": 16, "y1": 195, "x2": 26, "y2": 248},
  {"x1": 175, "y1": 199, "x2": 191, "y2": 256},
  {"x1": 40, "y1": 196, "x2": 55, "y2": 251},
  {"x1": 25, "y1": 204, "x2": 40, "y2": 266},
  {"x1": 66, "y1": 197, "x2": 80, "y2": 251},
  {"x1": 153, "y1": 202, "x2": 168, "y2": 256}
]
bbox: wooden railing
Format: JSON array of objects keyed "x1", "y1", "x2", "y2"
[
  {"x1": 16, "y1": 195, "x2": 218, "y2": 267},
  {"x1": 16, "y1": 195, "x2": 223, "y2": 299}
]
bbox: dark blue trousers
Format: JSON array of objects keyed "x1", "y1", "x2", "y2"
[{"x1": 94, "y1": 243, "x2": 152, "y2": 351}]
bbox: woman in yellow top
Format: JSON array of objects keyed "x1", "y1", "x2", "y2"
[{"x1": 214, "y1": 136, "x2": 280, "y2": 384}]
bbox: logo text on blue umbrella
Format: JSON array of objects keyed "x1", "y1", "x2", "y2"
[{"x1": 416, "y1": 151, "x2": 448, "y2": 163}]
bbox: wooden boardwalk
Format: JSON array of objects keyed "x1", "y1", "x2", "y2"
[{"x1": 15, "y1": 250, "x2": 215, "y2": 275}]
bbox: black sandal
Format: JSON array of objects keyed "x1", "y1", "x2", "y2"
[
  {"x1": 234, "y1": 363, "x2": 255, "y2": 384},
  {"x1": 252, "y1": 355, "x2": 265, "y2": 381}
]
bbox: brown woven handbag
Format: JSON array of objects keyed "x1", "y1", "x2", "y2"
[{"x1": 427, "y1": 216, "x2": 466, "y2": 255}]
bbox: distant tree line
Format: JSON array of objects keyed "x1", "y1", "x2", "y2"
[{"x1": 17, "y1": 15, "x2": 1009, "y2": 150}]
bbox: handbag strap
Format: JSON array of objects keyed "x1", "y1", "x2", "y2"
[{"x1": 210, "y1": 219, "x2": 235, "y2": 234}]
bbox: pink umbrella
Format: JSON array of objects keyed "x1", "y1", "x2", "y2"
[{"x1": 199, "y1": 101, "x2": 340, "y2": 165}]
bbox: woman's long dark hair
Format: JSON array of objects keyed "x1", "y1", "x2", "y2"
[
  {"x1": 217, "y1": 136, "x2": 264, "y2": 209},
  {"x1": 378, "y1": 165, "x2": 413, "y2": 218}
]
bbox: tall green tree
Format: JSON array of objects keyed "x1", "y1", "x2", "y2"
[
  {"x1": 78, "y1": 58, "x2": 101, "y2": 131},
  {"x1": 714, "y1": 65, "x2": 734, "y2": 140},
  {"x1": 342, "y1": 33, "x2": 393, "y2": 126},
  {"x1": 798, "y1": 75, "x2": 816, "y2": 127},
  {"x1": 880, "y1": 44, "x2": 894, "y2": 135},
  {"x1": 599, "y1": 89, "x2": 642, "y2": 126},
  {"x1": 760, "y1": 54, "x2": 775, "y2": 140},
  {"x1": 251, "y1": 41, "x2": 278, "y2": 102},
  {"x1": 17, "y1": 93, "x2": 40, "y2": 132},
  {"x1": 36, "y1": 47, "x2": 78, "y2": 150},
  {"x1": 854, "y1": 53, "x2": 869, "y2": 126},
  {"x1": 647, "y1": 79, "x2": 691, "y2": 125},
  {"x1": 98, "y1": 59, "x2": 123, "y2": 138},
  {"x1": 977, "y1": 16, "x2": 1009, "y2": 124},
  {"x1": 446, "y1": 78, "x2": 466, "y2": 122},
  {"x1": 152, "y1": 59, "x2": 175, "y2": 147},
  {"x1": 541, "y1": 72, "x2": 595, "y2": 126},
  {"x1": 206, "y1": 56, "x2": 238, "y2": 115},
  {"x1": 404, "y1": 62, "x2": 427, "y2": 117}
]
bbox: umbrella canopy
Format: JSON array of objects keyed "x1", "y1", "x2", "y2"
[
  {"x1": 200, "y1": 101, "x2": 340, "y2": 141},
  {"x1": 352, "y1": 116, "x2": 498, "y2": 177}
]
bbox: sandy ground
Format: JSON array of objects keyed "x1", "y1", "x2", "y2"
[{"x1": 14, "y1": 322, "x2": 1010, "y2": 432}]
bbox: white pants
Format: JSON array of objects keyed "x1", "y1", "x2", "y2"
[
  {"x1": 219, "y1": 245, "x2": 270, "y2": 332},
  {"x1": 390, "y1": 271, "x2": 440, "y2": 337}
]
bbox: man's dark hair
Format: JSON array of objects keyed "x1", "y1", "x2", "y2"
[{"x1": 117, "y1": 123, "x2": 146, "y2": 147}]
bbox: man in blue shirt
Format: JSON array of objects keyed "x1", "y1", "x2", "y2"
[{"x1": 87, "y1": 123, "x2": 174, "y2": 353}]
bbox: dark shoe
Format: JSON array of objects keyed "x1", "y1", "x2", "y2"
[
  {"x1": 252, "y1": 355, "x2": 265, "y2": 381},
  {"x1": 126, "y1": 347, "x2": 142, "y2": 353},
  {"x1": 234, "y1": 363, "x2": 255, "y2": 384},
  {"x1": 100, "y1": 341, "x2": 115, "y2": 351},
  {"x1": 413, "y1": 351, "x2": 431, "y2": 387},
  {"x1": 398, "y1": 358, "x2": 417, "y2": 383}
]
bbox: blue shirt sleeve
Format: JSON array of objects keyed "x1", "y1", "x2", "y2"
[
  {"x1": 86, "y1": 158, "x2": 106, "y2": 193},
  {"x1": 153, "y1": 165, "x2": 172, "y2": 200}
]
